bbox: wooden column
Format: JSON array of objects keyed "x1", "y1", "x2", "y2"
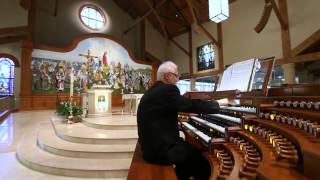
[
  {"x1": 140, "y1": 20, "x2": 146, "y2": 59},
  {"x1": 188, "y1": 29, "x2": 193, "y2": 74},
  {"x1": 20, "y1": 41, "x2": 33, "y2": 97},
  {"x1": 217, "y1": 23, "x2": 224, "y2": 72},
  {"x1": 278, "y1": 0, "x2": 294, "y2": 83},
  {"x1": 20, "y1": 0, "x2": 36, "y2": 109}
]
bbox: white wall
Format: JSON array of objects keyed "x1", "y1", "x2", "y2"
[
  {"x1": 0, "y1": 0, "x2": 27, "y2": 107},
  {"x1": 35, "y1": 0, "x2": 140, "y2": 56},
  {"x1": 167, "y1": 0, "x2": 320, "y2": 73},
  {"x1": 167, "y1": 33, "x2": 189, "y2": 75},
  {"x1": 288, "y1": 0, "x2": 320, "y2": 49},
  {"x1": 145, "y1": 21, "x2": 167, "y2": 61},
  {"x1": 223, "y1": 0, "x2": 282, "y2": 66},
  {"x1": 0, "y1": 0, "x2": 28, "y2": 27},
  {"x1": 192, "y1": 21, "x2": 218, "y2": 72}
]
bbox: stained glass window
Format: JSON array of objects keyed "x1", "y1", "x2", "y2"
[
  {"x1": 0, "y1": 58, "x2": 15, "y2": 95},
  {"x1": 197, "y1": 42, "x2": 215, "y2": 71}
]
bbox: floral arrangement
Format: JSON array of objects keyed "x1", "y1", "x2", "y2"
[{"x1": 56, "y1": 101, "x2": 83, "y2": 117}]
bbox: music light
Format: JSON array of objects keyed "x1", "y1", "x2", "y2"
[
  {"x1": 249, "y1": 125, "x2": 253, "y2": 132},
  {"x1": 209, "y1": 0, "x2": 229, "y2": 23},
  {"x1": 270, "y1": 114, "x2": 275, "y2": 120}
]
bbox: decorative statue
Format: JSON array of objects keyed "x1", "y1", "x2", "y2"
[
  {"x1": 56, "y1": 65, "x2": 65, "y2": 91},
  {"x1": 78, "y1": 64, "x2": 88, "y2": 90},
  {"x1": 94, "y1": 70, "x2": 104, "y2": 85}
]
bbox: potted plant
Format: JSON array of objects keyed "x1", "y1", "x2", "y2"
[{"x1": 56, "y1": 101, "x2": 83, "y2": 122}]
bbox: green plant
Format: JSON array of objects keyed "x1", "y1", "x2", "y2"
[{"x1": 57, "y1": 101, "x2": 83, "y2": 117}]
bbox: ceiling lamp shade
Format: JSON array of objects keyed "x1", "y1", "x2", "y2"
[{"x1": 209, "y1": 0, "x2": 229, "y2": 23}]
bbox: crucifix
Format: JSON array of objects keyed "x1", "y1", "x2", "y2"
[
  {"x1": 79, "y1": 50, "x2": 98, "y2": 66},
  {"x1": 79, "y1": 50, "x2": 99, "y2": 88}
]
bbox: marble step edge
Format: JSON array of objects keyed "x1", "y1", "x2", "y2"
[
  {"x1": 82, "y1": 119, "x2": 137, "y2": 130},
  {"x1": 16, "y1": 140, "x2": 131, "y2": 178},
  {"x1": 37, "y1": 123, "x2": 135, "y2": 158},
  {"x1": 50, "y1": 117, "x2": 138, "y2": 144}
]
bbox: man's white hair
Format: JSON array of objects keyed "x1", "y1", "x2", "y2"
[{"x1": 157, "y1": 61, "x2": 177, "y2": 81}]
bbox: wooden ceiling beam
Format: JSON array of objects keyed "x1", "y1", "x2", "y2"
[
  {"x1": 54, "y1": 0, "x2": 59, "y2": 17},
  {"x1": 0, "y1": 35, "x2": 26, "y2": 45},
  {"x1": 185, "y1": 0, "x2": 198, "y2": 25},
  {"x1": 185, "y1": 0, "x2": 218, "y2": 45},
  {"x1": 0, "y1": 26, "x2": 28, "y2": 36},
  {"x1": 292, "y1": 29, "x2": 320, "y2": 56},
  {"x1": 20, "y1": 0, "x2": 31, "y2": 10},
  {"x1": 171, "y1": 0, "x2": 190, "y2": 25},
  {"x1": 270, "y1": 0, "x2": 288, "y2": 29},
  {"x1": 276, "y1": 51, "x2": 320, "y2": 65},
  {"x1": 144, "y1": 0, "x2": 168, "y2": 39},
  {"x1": 123, "y1": 0, "x2": 167, "y2": 34},
  {"x1": 158, "y1": 14, "x2": 186, "y2": 27},
  {"x1": 254, "y1": 0, "x2": 272, "y2": 33}
]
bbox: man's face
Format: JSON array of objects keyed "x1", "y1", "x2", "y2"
[{"x1": 165, "y1": 70, "x2": 179, "y2": 85}]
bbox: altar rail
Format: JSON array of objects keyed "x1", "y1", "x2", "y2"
[
  {"x1": 19, "y1": 93, "x2": 124, "y2": 110},
  {"x1": 0, "y1": 96, "x2": 14, "y2": 122}
]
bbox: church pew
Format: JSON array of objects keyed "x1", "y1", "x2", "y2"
[{"x1": 127, "y1": 143, "x2": 177, "y2": 180}]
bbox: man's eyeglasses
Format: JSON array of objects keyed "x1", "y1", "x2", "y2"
[{"x1": 169, "y1": 72, "x2": 179, "y2": 79}]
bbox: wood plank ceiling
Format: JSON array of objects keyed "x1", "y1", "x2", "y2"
[{"x1": 114, "y1": 0, "x2": 220, "y2": 38}]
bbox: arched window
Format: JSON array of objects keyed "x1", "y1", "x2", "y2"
[
  {"x1": 0, "y1": 57, "x2": 15, "y2": 95},
  {"x1": 79, "y1": 4, "x2": 106, "y2": 30}
]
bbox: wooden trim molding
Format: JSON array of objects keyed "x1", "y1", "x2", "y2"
[
  {"x1": 192, "y1": 69, "x2": 221, "y2": 78},
  {"x1": 0, "y1": 53, "x2": 20, "y2": 67}
]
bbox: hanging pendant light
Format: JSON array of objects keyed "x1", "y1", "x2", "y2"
[{"x1": 209, "y1": 0, "x2": 229, "y2": 23}]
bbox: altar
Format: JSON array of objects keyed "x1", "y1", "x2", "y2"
[
  {"x1": 122, "y1": 94, "x2": 143, "y2": 115},
  {"x1": 83, "y1": 87, "x2": 113, "y2": 117}
]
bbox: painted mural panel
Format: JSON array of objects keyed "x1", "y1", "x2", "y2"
[{"x1": 31, "y1": 37, "x2": 152, "y2": 94}]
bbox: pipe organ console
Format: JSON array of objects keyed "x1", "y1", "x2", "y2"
[{"x1": 180, "y1": 84, "x2": 320, "y2": 179}]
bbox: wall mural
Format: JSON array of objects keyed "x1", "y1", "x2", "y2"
[{"x1": 31, "y1": 37, "x2": 152, "y2": 94}]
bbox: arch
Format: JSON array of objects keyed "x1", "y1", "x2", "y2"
[
  {"x1": 33, "y1": 33, "x2": 151, "y2": 66},
  {"x1": 0, "y1": 53, "x2": 20, "y2": 67}
]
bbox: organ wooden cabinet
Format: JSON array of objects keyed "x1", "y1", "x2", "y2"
[{"x1": 180, "y1": 84, "x2": 320, "y2": 179}]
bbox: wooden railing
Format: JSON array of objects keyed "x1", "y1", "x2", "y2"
[{"x1": 0, "y1": 95, "x2": 14, "y2": 122}]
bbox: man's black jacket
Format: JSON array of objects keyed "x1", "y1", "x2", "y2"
[{"x1": 137, "y1": 81, "x2": 220, "y2": 163}]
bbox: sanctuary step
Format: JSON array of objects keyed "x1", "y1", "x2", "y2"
[
  {"x1": 51, "y1": 116, "x2": 138, "y2": 144},
  {"x1": 16, "y1": 113, "x2": 139, "y2": 178},
  {"x1": 38, "y1": 122, "x2": 136, "y2": 158},
  {"x1": 82, "y1": 115, "x2": 137, "y2": 130},
  {"x1": 17, "y1": 132, "x2": 131, "y2": 178}
]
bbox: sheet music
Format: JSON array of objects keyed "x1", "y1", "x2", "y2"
[{"x1": 218, "y1": 58, "x2": 256, "y2": 92}]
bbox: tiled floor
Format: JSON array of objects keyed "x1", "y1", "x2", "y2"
[{"x1": 0, "y1": 110, "x2": 130, "y2": 180}]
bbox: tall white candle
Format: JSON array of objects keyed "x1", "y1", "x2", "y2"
[{"x1": 70, "y1": 71, "x2": 74, "y2": 97}]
